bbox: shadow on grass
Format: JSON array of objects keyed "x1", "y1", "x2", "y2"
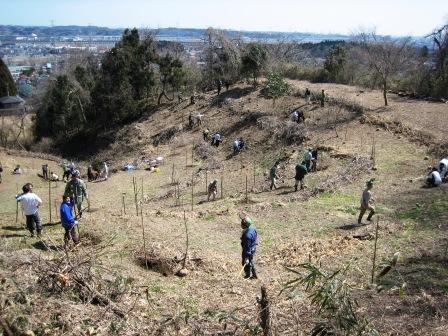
[
  {"x1": 42, "y1": 222, "x2": 60, "y2": 228},
  {"x1": 1, "y1": 226, "x2": 23, "y2": 231},
  {"x1": 32, "y1": 240, "x2": 60, "y2": 251},
  {"x1": 378, "y1": 253, "x2": 448, "y2": 294},
  {"x1": 337, "y1": 223, "x2": 370, "y2": 230},
  {"x1": 0, "y1": 233, "x2": 27, "y2": 238}
]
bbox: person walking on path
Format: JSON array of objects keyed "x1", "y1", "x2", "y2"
[
  {"x1": 15, "y1": 183, "x2": 42, "y2": 237},
  {"x1": 207, "y1": 179, "x2": 218, "y2": 201},
  {"x1": 64, "y1": 170, "x2": 88, "y2": 218},
  {"x1": 60, "y1": 194, "x2": 79, "y2": 248},
  {"x1": 294, "y1": 161, "x2": 308, "y2": 191},
  {"x1": 358, "y1": 179, "x2": 375, "y2": 224},
  {"x1": 240, "y1": 215, "x2": 258, "y2": 279},
  {"x1": 269, "y1": 162, "x2": 280, "y2": 191}
]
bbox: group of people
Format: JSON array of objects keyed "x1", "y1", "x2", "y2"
[
  {"x1": 41, "y1": 164, "x2": 60, "y2": 181},
  {"x1": 87, "y1": 162, "x2": 108, "y2": 181},
  {"x1": 426, "y1": 157, "x2": 448, "y2": 187},
  {"x1": 269, "y1": 148, "x2": 318, "y2": 192},
  {"x1": 14, "y1": 167, "x2": 89, "y2": 248}
]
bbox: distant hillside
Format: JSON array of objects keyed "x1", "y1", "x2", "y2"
[{"x1": 0, "y1": 25, "x2": 350, "y2": 42}]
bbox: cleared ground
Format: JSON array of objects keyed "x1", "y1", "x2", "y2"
[{"x1": 0, "y1": 80, "x2": 447, "y2": 335}]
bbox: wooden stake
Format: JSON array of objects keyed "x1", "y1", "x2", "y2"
[
  {"x1": 185, "y1": 147, "x2": 188, "y2": 169},
  {"x1": 171, "y1": 162, "x2": 175, "y2": 183},
  {"x1": 205, "y1": 170, "x2": 208, "y2": 193},
  {"x1": 140, "y1": 206, "x2": 148, "y2": 270},
  {"x1": 245, "y1": 173, "x2": 248, "y2": 203},
  {"x1": 48, "y1": 178, "x2": 52, "y2": 224},
  {"x1": 191, "y1": 142, "x2": 194, "y2": 166},
  {"x1": 182, "y1": 210, "x2": 189, "y2": 269},
  {"x1": 191, "y1": 171, "x2": 194, "y2": 211},
  {"x1": 133, "y1": 177, "x2": 138, "y2": 216},
  {"x1": 141, "y1": 177, "x2": 144, "y2": 201},
  {"x1": 253, "y1": 163, "x2": 256, "y2": 188},
  {"x1": 221, "y1": 171, "x2": 224, "y2": 199},
  {"x1": 371, "y1": 216, "x2": 380, "y2": 284},
  {"x1": 122, "y1": 193, "x2": 126, "y2": 215}
]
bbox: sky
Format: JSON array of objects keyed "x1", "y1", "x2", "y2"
[{"x1": 1, "y1": 0, "x2": 447, "y2": 36}]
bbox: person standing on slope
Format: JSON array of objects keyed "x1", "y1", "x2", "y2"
[
  {"x1": 240, "y1": 215, "x2": 258, "y2": 279},
  {"x1": 269, "y1": 162, "x2": 280, "y2": 191},
  {"x1": 64, "y1": 170, "x2": 88, "y2": 218},
  {"x1": 60, "y1": 194, "x2": 80, "y2": 248},
  {"x1": 294, "y1": 161, "x2": 308, "y2": 191},
  {"x1": 15, "y1": 183, "x2": 42, "y2": 237}
]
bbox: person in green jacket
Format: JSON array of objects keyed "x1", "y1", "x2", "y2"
[
  {"x1": 269, "y1": 162, "x2": 280, "y2": 191},
  {"x1": 294, "y1": 161, "x2": 308, "y2": 191},
  {"x1": 64, "y1": 170, "x2": 88, "y2": 218},
  {"x1": 320, "y1": 89, "x2": 326, "y2": 107}
]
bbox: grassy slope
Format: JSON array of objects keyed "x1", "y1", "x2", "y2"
[{"x1": 0, "y1": 81, "x2": 447, "y2": 335}]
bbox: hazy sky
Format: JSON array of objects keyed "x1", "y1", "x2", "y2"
[{"x1": 1, "y1": 0, "x2": 447, "y2": 36}]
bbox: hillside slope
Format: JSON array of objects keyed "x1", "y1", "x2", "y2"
[{"x1": 1, "y1": 80, "x2": 447, "y2": 335}]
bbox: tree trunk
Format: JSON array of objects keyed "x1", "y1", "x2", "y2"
[{"x1": 383, "y1": 81, "x2": 388, "y2": 106}]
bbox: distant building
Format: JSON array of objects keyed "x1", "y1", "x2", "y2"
[{"x1": 0, "y1": 95, "x2": 25, "y2": 109}]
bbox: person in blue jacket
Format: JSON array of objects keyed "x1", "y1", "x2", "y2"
[
  {"x1": 60, "y1": 194, "x2": 80, "y2": 248},
  {"x1": 240, "y1": 215, "x2": 258, "y2": 279}
]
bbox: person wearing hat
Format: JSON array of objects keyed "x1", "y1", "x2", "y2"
[
  {"x1": 358, "y1": 179, "x2": 375, "y2": 224},
  {"x1": 60, "y1": 194, "x2": 80, "y2": 248},
  {"x1": 64, "y1": 170, "x2": 88, "y2": 218},
  {"x1": 240, "y1": 215, "x2": 258, "y2": 279},
  {"x1": 207, "y1": 179, "x2": 218, "y2": 201}
]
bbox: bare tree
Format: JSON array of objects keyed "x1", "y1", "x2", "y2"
[
  {"x1": 355, "y1": 30, "x2": 413, "y2": 106},
  {"x1": 203, "y1": 28, "x2": 241, "y2": 93},
  {"x1": 426, "y1": 23, "x2": 448, "y2": 72}
]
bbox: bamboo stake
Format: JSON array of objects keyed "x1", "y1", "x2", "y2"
[
  {"x1": 245, "y1": 173, "x2": 248, "y2": 203},
  {"x1": 141, "y1": 177, "x2": 144, "y2": 201},
  {"x1": 140, "y1": 206, "x2": 148, "y2": 270},
  {"x1": 371, "y1": 216, "x2": 380, "y2": 284},
  {"x1": 253, "y1": 163, "x2": 256, "y2": 188},
  {"x1": 122, "y1": 193, "x2": 126, "y2": 215},
  {"x1": 185, "y1": 147, "x2": 188, "y2": 169},
  {"x1": 191, "y1": 171, "x2": 194, "y2": 211},
  {"x1": 171, "y1": 162, "x2": 175, "y2": 183},
  {"x1": 133, "y1": 177, "x2": 138, "y2": 216},
  {"x1": 48, "y1": 178, "x2": 52, "y2": 223},
  {"x1": 182, "y1": 210, "x2": 189, "y2": 269},
  {"x1": 221, "y1": 171, "x2": 224, "y2": 199},
  {"x1": 191, "y1": 142, "x2": 194, "y2": 166},
  {"x1": 205, "y1": 170, "x2": 208, "y2": 193},
  {"x1": 15, "y1": 184, "x2": 19, "y2": 224}
]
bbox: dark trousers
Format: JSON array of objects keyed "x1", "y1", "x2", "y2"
[
  {"x1": 64, "y1": 226, "x2": 79, "y2": 246},
  {"x1": 242, "y1": 254, "x2": 257, "y2": 278},
  {"x1": 26, "y1": 213, "x2": 42, "y2": 235},
  {"x1": 42, "y1": 169, "x2": 48, "y2": 180}
]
